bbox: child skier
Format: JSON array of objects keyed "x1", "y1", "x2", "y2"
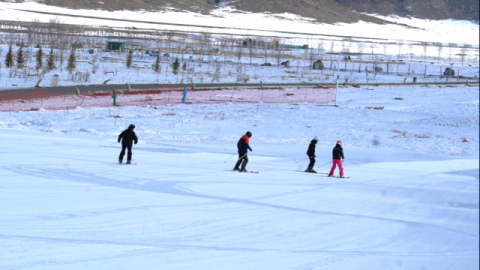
[
  {"x1": 328, "y1": 140, "x2": 345, "y2": 178},
  {"x1": 118, "y1": 124, "x2": 138, "y2": 164},
  {"x1": 233, "y1": 131, "x2": 253, "y2": 172},
  {"x1": 305, "y1": 136, "x2": 318, "y2": 173}
]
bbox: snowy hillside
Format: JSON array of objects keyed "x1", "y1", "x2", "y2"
[
  {"x1": 0, "y1": 84, "x2": 478, "y2": 269},
  {"x1": 0, "y1": 1, "x2": 478, "y2": 269}
]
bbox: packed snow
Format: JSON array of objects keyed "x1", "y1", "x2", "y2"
[
  {"x1": 0, "y1": 2, "x2": 479, "y2": 269},
  {"x1": 0, "y1": 84, "x2": 478, "y2": 269}
]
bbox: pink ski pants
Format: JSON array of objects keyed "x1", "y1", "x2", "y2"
[{"x1": 329, "y1": 159, "x2": 344, "y2": 177}]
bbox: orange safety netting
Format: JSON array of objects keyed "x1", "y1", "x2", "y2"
[{"x1": 0, "y1": 87, "x2": 336, "y2": 112}]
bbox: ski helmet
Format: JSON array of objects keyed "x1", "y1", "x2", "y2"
[
  {"x1": 337, "y1": 140, "x2": 343, "y2": 145},
  {"x1": 129, "y1": 124, "x2": 136, "y2": 130},
  {"x1": 246, "y1": 131, "x2": 252, "y2": 138}
]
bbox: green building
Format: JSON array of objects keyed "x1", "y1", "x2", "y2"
[{"x1": 106, "y1": 41, "x2": 126, "y2": 51}]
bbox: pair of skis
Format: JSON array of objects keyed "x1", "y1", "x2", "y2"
[
  {"x1": 226, "y1": 170, "x2": 259, "y2": 174},
  {"x1": 226, "y1": 170, "x2": 348, "y2": 178},
  {"x1": 298, "y1": 171, "x2": 350, "y2": 178}
]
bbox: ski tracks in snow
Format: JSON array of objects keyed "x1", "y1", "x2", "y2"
[{"x1": 2, "y1": 165, "x2": 477, "y2": 246}]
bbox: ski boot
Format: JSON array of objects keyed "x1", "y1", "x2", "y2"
[
  {"x1": 119, "y1": 159, "x2": 123, "y2": 164},
  {"x1": 126, "y1": 160, "x2": 132, "y2": 164}
]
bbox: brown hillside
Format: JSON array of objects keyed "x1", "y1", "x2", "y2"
[
  {"x1": 1, "y1": 0, "x2": 478, "y2": 22},
  {"x1": 228, "y1": 0, "x2": 388, "y2": 24},
  {"x1": 335, "y1": 0, "x2": 479, "y2": 21}
]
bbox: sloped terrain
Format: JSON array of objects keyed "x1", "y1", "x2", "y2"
[
  {"x1": 229, "y1": 0, "x2": 387, "y2": 24},
  {"x1": 30, "y1": 0, "x2": 215, "y2": 13},
  {"x1": 0, "y1": 0, "x2": 478, "y2": 22},
  {"x1": 335, "y1": 0, "x2": 479, "y2": 21}
]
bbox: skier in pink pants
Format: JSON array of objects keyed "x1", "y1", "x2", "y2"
[{"x1": 329, "y1": 141, "x2": 345, "y2": 178}]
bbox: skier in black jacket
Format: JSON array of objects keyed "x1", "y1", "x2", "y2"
[
  {"x1": 305, "y1": 136, "x2": 318, "y2": 173},
  {"x1": 118, "y1": 124, "x2": 138, "y2": 164},
  {"x1": 234, "y1": 131, "x2": 253, "y2": 172}
]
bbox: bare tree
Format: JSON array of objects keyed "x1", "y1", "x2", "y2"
[
  {"x1": 459, "y1": 47, "x2": 468, "y2": 66},
  {"x1": 357, "y1": 43, "x2": 365, "y2": 73},
  {"x1": 397, "y1": 40, "x2": 404, "y2": 60},
  {"x1": 437, "y1": 44, "x2": 443, "y2": 61},
  {"x1": 408, "y1": 43, "x2": 414, "y2": 61}
]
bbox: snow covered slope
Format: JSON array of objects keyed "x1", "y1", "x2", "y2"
[{"x1": 0, "y1": 83, "x2": 478, "y2": 269}]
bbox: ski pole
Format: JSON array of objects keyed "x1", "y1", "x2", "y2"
[
  {"x1": 224, "y1": 153, "x2": 237, "y2": 163},
  {"x1": 104, "y1": 142, "x2": 117, "y2": 148},
  {"x1": 238, "y1": 152, "x2": 249, "y2": 161},
  {"x1": 294, "y1": 157, "x2": 310, "y2": 163},
  {"x1": 317, "y1": 161, "x2": 331, "y2": 168}
]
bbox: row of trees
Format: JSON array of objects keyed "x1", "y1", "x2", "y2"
[{"x1": 4, "y1": 44, "x2": 77, "y2": 72}]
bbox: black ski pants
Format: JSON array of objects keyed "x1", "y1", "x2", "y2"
[
  {"x1": 308, "y1": 157, "x2": 316, "y2": 169},
  {"x1": 234, "y1": 153, "x2": 249, "y2": 170},
  {"x1": 119, "y1": 144, "x2": 133, "y2": 162}
]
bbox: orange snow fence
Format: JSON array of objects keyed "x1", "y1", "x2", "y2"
[{"x1": 0, "y1": 86, "x2": 336, "y2": 112}]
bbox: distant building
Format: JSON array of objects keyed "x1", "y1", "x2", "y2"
[{"x1": 106, "y1": 41, "x2": 126, "y2": 51}]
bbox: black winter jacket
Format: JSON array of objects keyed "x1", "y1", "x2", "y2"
[
  {"x1": 118, "y1": 127, "x2": 138, "y2": 146},
  {"x1": 307, "y1": 140, "x2": 317, "y2": 157},
  {"x1": 332, "y1": 144, "x2": 344, "y2": 160},
  {"x1": 237, "y1": 135, "x2": 252, "y2": 154}
]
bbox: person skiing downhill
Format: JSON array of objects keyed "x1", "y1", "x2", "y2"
[
  {"x1": 305, "y1": 136, "x2": 319, "y2": 173},
  {"x1": 329, "y1": 141, "x2": 345, "y2": 177},
  {"x1": 118, "y1": 124, "x2": 138, "y2": 164},
  {"x1": 233, "y1": 131, "x2": 253, "y2": 172}
]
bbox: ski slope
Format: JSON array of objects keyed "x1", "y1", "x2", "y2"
[{"x1": 0, "y1": 84, "x2": 478, "y2": 269}]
